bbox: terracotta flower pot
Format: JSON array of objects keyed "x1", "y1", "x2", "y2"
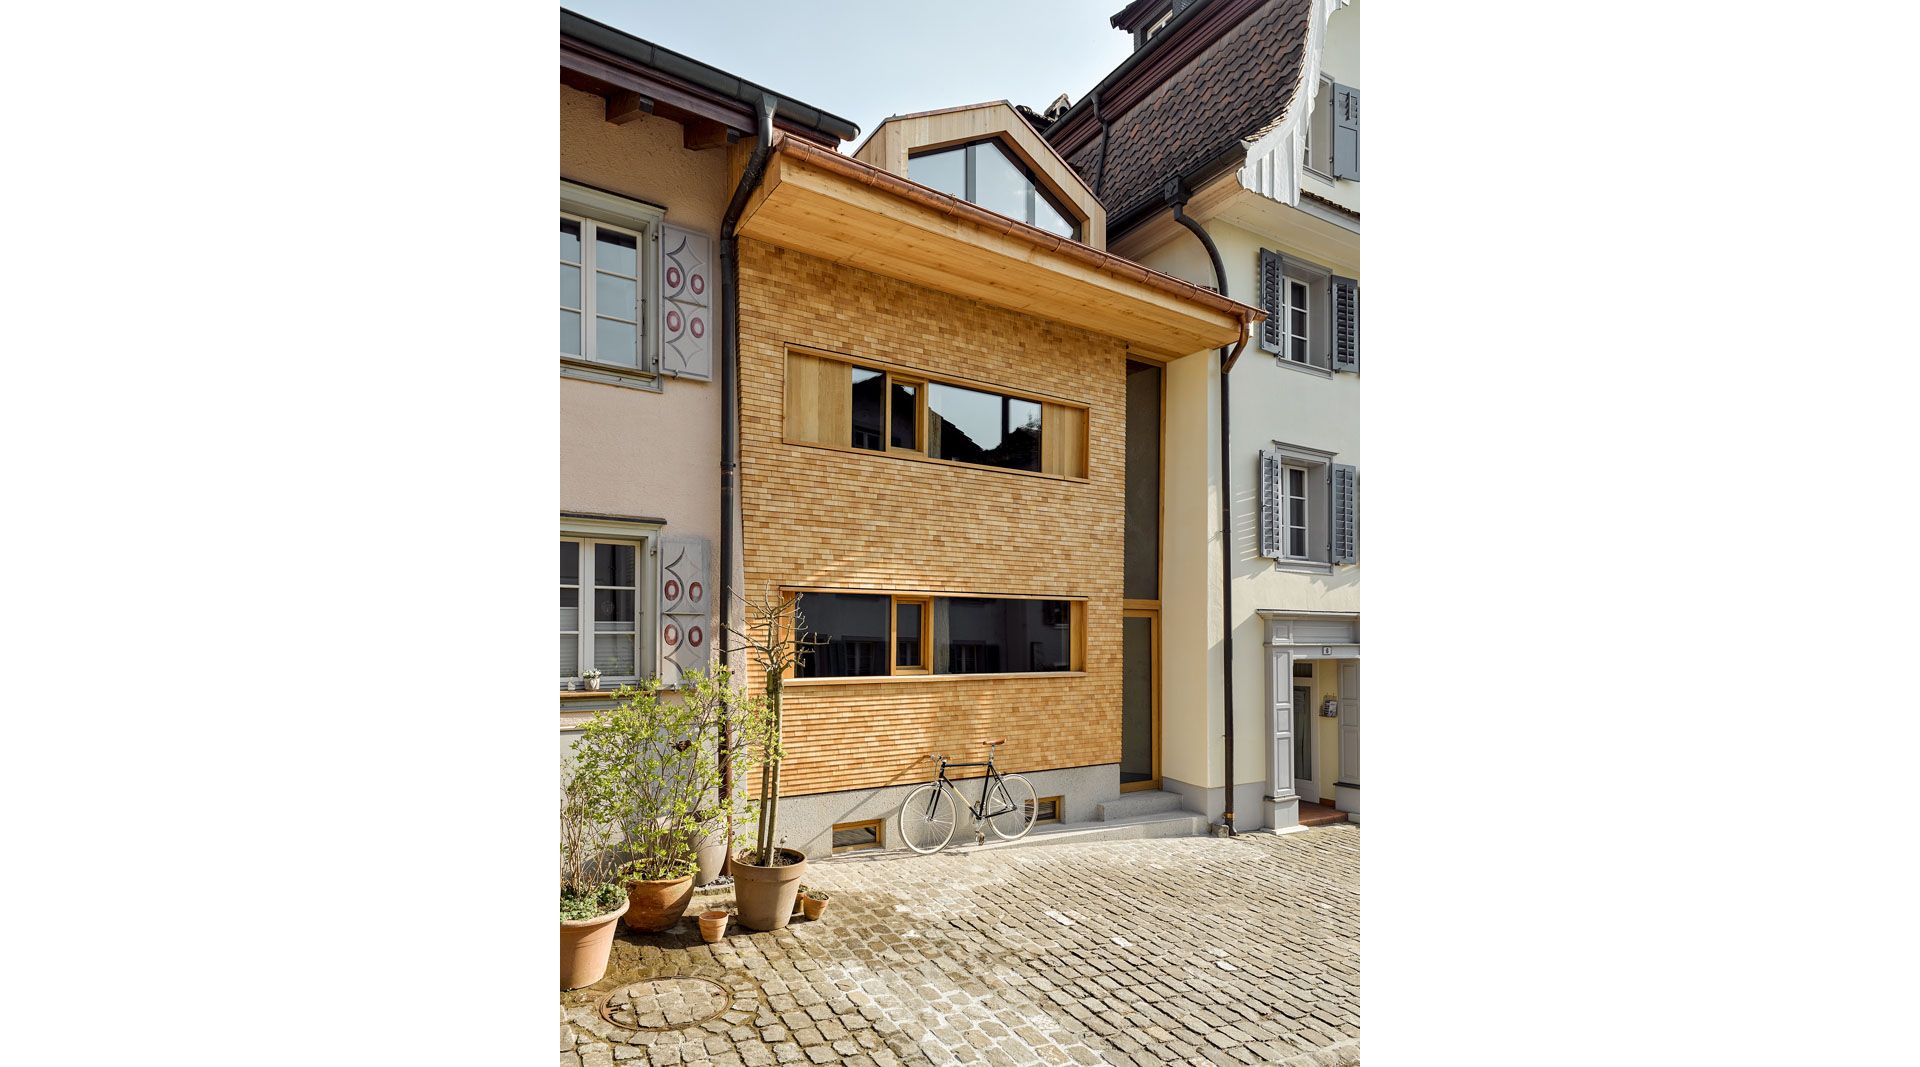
[
  {"x1": 560, "y1": 898, "x2": 628, "y2": 990},
  {"x1": 691, "y1": 824, "x2": 729, "y2": 887},
  {"x1": 697, "y1": 909, "x2": 729, "y2": 943},
  {"x1": 731, "y1": 848, "x2": 807, "y2": 931},
  {"x1": 801, "y1": 895, "x2": 827, "y2": 920},
  {"x1": 622, "y1": 874, "x2": 695, "y2": 932}
]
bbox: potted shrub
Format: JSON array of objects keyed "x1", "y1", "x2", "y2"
[
  {"x1": 581, "y1": 668, "x2": 603, "y2": 691},
  {"x1": 572, "y1": 672, "x2": 736, "y2": 933},
  {"x1": 800, "y1": 888, "x2": 830, "y2": 921},
  {"x1": 559, "y1": 763, "x2": 626, "y2": 990},
  {"x1": 725, "y1": 587, "x2": 815, "y2": 931}
]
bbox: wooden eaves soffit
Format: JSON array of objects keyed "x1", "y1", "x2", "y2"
[{"x1": 735, "y1": 134, "x2": 1261, "y2": 361}]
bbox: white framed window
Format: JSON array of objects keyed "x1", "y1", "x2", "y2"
[
  {"x1": 561, "y1": 518, "x2": 658, "y2": 688},
  {"x1": 1284, "y1": 465, "x2": 1311, "y2": 559},
  {"x1": 560, "y1": 181, "x2": 665, "y2": 382},
  {"x1": 1284, "y1": 279, "x2": 1312, "y2": 365},
  {"x1": 1304, "y1": 75, "x2": 1335, "y2": 178}
]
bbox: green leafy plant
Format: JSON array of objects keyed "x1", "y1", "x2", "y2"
[
  {"x1": 560, "y1": 756, "x2": 622, "y2": 920},
  {"x1": 725, "y1": 586, "x2": 818, "y2": 867},
  {"x1": 572, "y1": 670, "x2": 743, "y2": 884}
]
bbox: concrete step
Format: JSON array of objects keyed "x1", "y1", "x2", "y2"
[
  {"x1": 1095, "y1": 790, "x2": 1186, "y2": 821},
  {"x1": 947, "y1": 809, "x2": 1210, "y2": 854}
]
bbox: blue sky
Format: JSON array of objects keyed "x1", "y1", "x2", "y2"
[{"x1": 564, "y1": 1, "x2": 1136, "y2": 149}]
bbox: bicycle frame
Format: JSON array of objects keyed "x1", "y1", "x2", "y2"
[{"x1": 924, "y1": 755, "x2": 1020, "y2": 823}]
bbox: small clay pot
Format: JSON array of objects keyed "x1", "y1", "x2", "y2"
[
  {"x1": 801, "y1": 895, "x2": 828, "y2": 920},
  {"x1": 697, "y1": 909, "x2": 729, "y2": 943}
]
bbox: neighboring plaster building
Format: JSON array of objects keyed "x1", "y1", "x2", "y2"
[
  {"x1": 557, "y1": 11, "x2": 858, "y2": 751},
  {"x1": 1046, "y1": 0, "x2": 1361, "y2": 830}
]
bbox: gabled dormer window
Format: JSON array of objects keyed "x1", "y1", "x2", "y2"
[{"x1": 907, "y1": 139, "x2": 1080, "y2": 240}]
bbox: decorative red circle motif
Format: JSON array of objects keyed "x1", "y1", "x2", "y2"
[
  {"x1": 690, "y1": 275, "x2": 705, "y2": 295},
  {"x1": 664, "y1": 579, "x2": 681, "y2": 601},
  {"x1": 666, "y1": 309, "x2": 682, "y2": 332},
  {"x1": 664, "y1": 623, "x2": 681, "y2": 647},
  {"x1": 688, "y1": 581, "x2": 703, "y2": 601},
  {"x1": 666, "y1": 266, "x2": 682, "y2": 288},
  {"x1": 690, "y1": 318, "x2": 704, "y2": 339},
  {"x1": 688, "y1": 626, "x2": 703, "y2": 648}
]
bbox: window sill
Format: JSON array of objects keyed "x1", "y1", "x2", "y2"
[
  {"x1": 1273, "y1": 357, "x2": 1336, "y2": 380},
  {"x1": 1273, "y1": 558, "x2": 1336, "y2": 574},
  {"x1": 558, "y1": 682, "x2": 680, "y2": 700},
  {"x1": 784, "y1": 671, "x2": 1086, "y2": 687},
  {"x1": 561, "y1": 358, "x2": 662, "y2": 393}
]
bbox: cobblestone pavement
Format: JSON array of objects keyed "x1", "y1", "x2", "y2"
[{"x1": 562, "y1": 825, "x2": 1358, "y2": 1067}]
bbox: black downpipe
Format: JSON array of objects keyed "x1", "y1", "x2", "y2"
[
  {"x1": 717, "y1": 93, "x2": 777, "y2": 799},
  {"x1": 1092, "y1": 91, "x2": 1111, "y2": 197},
  {"x1": 1168, "y1": 184, "x2": 1237, "y2": 836}
]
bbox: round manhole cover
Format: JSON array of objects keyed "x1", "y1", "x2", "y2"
[{"x1": 596, "y1": 976, "x2": 733, "y2": 1031}]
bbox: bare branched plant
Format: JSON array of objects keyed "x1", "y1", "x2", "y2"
[{"x1": 724, "y1": 584, "x2": 822, "y2": 866}]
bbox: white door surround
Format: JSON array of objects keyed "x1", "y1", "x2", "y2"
[{"x1": 1261, "y1": 611, "x2": 1358, "y2": 827}]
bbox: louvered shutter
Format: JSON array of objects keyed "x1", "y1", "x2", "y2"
[
  {"x1": 660, "y1": 225, "x2": 712, "y2": 380},
  {"x1": 1330, "y1": 464, "x2": 1358, "y2": 564},
  {"x1": 1331, "y1": 84, "x2": 1360, "y2": 180},
  {"x1": 1258, "y1": 250, "x2": 1284, "y2": 354},
  {"x1": 658, "y1": 535, "x2": 712, "y2": 684},
  {"x1": 1258, "y1": 449, "x2": 1282, "y2": 557},
  {"x1": 1330, "y1": 276, "x2": 1359, "y2": 372}
]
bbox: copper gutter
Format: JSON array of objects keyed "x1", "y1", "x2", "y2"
[{"x1": 771, "y1": 135, "x2": 1264, "y2": 334}]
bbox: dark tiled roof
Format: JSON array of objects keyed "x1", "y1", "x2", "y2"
[{"x1": 1060, "y1": 0, "x2": 1310, "y2": 228}]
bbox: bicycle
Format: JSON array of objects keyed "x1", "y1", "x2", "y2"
[{"x1": 897, "y1": 739, "x2": 1037, "y2": 854}]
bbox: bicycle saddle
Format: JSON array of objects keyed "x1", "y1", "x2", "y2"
[{"x1": 978, "y1": 738, "x2": 1004, "y2": 746}]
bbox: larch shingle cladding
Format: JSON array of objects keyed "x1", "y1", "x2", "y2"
[{"x1": 737, "y1": 239, "x2": 1126, "y2": 799}]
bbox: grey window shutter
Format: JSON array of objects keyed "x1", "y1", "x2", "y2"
[
  {"x1": 1330, "y1": 464, "x2": 1358, "y2": 564},
  {"x1": 660, "y1": 225, "x2": 713, "y2": 380},
  {"x1": 1258, "y1": 449, "x2": 1282, "y2": 557},
  {"x1": 1331, "y1": 83, "x2": 1360, "y2": 180},
  {"x1": 1330, "y1": 275, "x2": 1359, "y2": 372},
  {"x1": 1258, "y1": 250, "x2": 1284, "y2": 354},
  {"x1": 658, "y1": 534, "x2": 712, "y2": 683}
]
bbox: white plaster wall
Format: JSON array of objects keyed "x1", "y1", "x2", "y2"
[
  {"x1": 1301, "y1": 0, "x2": 1360, "y2": 213},
  {"x1": 1126, "y1": 210, "x2": 1359, "y2": 806}
]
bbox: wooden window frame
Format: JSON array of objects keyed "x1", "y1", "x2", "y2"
[
  {"x1": 561, "y1": 528, "x2": 655, "y2": 689},
  {"x1": 891, "y1": 595, "x2": 932, "y2": 675},
  {"x1": 784, "y1": 587, "x2": 1086, "y2": 682},
  {"x1": 1283, "y1": 464, "x2": 1310, "y2": 561},
  {"x1": 831, "y1": 818, "x2": 885, "y2": 854},
  {"x1": 1028, "y1": 795, "x2": 1063, "y2": 825},
  {"x1": 560, "y1": 181, "x2": 665, "y2": 386},
  {"x1": 1284, "y1": 278, "x2": 1312, "y2": 365},
  {"x1": 783, "y1": 346, "x2": 1089, "y2": 482}
]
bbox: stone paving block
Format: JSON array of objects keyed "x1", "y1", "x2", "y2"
[{"x1": 556, "y1": 828, "x2": 1358, "y2": 1067}]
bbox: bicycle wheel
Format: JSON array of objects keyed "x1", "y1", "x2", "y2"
[
  {"x1": 898, "y1": 782, "x2": 958, "y2": 854},
  {"x1": 984, "y1": 773, "x2": 1038, "y2": 841}
]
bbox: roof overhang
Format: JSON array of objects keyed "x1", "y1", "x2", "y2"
[{"x1": 735, "y1": 136, "x2": 1260, "y2": 362}]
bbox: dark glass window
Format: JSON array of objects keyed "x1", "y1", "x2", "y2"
[
  {"x1": 905, "y1": 140, "x2": 1080, "y2": 240},
  {"x1": 794, "y1": 592, "x2": 889, "y2": 677},
  {"x1": 927, "y1": 383, "x2": 1041, "y2": 472},
  {"x1": 890, "y1": 381, "x2": 918, "y2": 449},
  {"x1": 895, "y1": 601, "x2": 923, "y2": 668},
  {"x1": 933, "y1": 598, "x2": 1072, "y2": 675},
  {"x1": 851, "y1": 368, "x2": 885, "y2": 451},
  {"x1": 907, "y1": 145, "x2": 966, "y2": 199},
  {"x1": 1123, "y1": 361, "x2": 1162, "y2": 600}
]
